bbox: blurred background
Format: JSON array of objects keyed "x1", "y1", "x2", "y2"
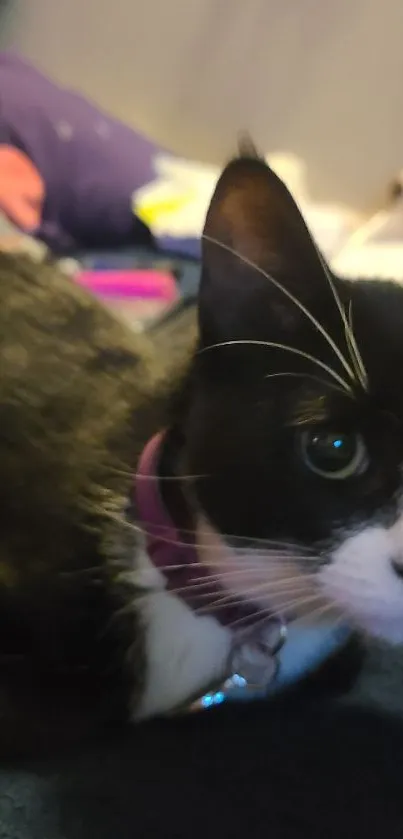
[
  {"x1": 2, "y1": 0, "x2": 403, "y2": 207},
  {"x1": 1, "y1": 0, "x2": 403, "y2": 316}
]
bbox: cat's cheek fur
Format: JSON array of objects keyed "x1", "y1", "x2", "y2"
[
  {"x1": 132, "y1": 552, "x2": 231, "y2": 720},
  {"x1": 319, "y1": 512, "x2": 403, "y2": 644}
]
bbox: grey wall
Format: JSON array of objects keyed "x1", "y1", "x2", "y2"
[{"x1": 2, "y1": 0, "x2": 403, "y2": 208}]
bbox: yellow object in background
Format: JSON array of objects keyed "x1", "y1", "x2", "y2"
[{"x1": 136, "y1": 189, "x2": 196, "y2": 229}]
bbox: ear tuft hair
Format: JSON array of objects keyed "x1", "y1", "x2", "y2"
[{"x1": 237, "y1": 132, "x2": 260, "y2": 160}]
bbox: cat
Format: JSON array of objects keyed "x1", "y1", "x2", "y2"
[{"x1": 0, "y1": 146, "x2": 403, "y2": 754}]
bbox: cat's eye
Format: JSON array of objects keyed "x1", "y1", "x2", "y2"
[{"x1": 300, "y1": 429, "x2": 369, "y2": 480}]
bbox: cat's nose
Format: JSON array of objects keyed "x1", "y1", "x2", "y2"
[{"x1": 391, "y1": 559, "x2": 403, "y2": 580}]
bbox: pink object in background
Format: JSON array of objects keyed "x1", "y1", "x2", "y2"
[
  {"x1": 75, "y1": 269, "x2": 179, "y2": 327},
  {"x1": 76, "y1": 269, "x2": 178, "y2": 299}
]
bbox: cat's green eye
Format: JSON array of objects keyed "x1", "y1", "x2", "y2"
[{"x1": 300, "y1": 429, "x2": 369, "y2": 480}]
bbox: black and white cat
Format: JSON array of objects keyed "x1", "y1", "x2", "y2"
[
  {"x1": 135, "y1": 150, "x2": 403, "y2": 718},
  {"x1": 0, "y1": 147, "x2": 402, "y2": 752}
]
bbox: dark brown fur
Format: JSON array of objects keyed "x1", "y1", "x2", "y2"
[{"x1": 0, "y1": 253, "x2": 195, "y2": 756}]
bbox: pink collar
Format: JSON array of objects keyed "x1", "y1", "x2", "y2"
[
  {"x1": 134, "y1": 436, "x2": 351, "y2": 702},
  {"x1": 134, "y1": 433, "x2": 246, "y2": 625}
]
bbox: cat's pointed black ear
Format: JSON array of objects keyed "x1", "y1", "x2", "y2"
[{"x1": 199, "y1": 152, "x2": 329, "y2": 346}]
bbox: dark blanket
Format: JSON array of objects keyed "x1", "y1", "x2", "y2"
[{"x1": 1, "y1": 639, "x2": 403, "y2": 839}]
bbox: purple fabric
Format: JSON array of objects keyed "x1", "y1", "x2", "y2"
[{"x1": 0, "y1": 53, "x2": 162, "y2": 251}]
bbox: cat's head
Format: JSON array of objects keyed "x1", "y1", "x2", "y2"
[{"x1": 183, "y1": 149, "x2": 403, "y2": 643}]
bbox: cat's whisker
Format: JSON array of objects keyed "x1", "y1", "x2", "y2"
[
  {"x1": 227, "y1": 591, "x2": 326, "y2": 631},
  {"x1": 143, "y1": 523, "x2": 318, "y2": 553},
  {"x1": 347, "y1": 299, "x2": 368, "y2": 390},
  {"x1": 119, "y1": 550, "x2": 319, "y2": 583},
  {"x1": 192, "y1": 569, "x2": 317, "y2": 592},
  {"x1": 233, "y1": 571, "x2": 317, "y2": 590},
  {"x1": 132, "y1": 567, "x2": 311, "y2": 600},
  {"x1": 133, "y1": 583, "x2": 224, "y2": 603},
  {"x1": 261, "y1": 589, "x2": 326, "y2": 615},
  {"x1": 110, "y1": 467, "x2": 207, "y2": 483},
  {"x1": 191, "y1": 563, "x2": 318, "y2": 585},
  {"x1": 195, "y1": 597, "x2": 257, "y2": 615},
  {"x1": 117, "y1": 513, "x2": 320, "y2": 555},
  {"x1": 153, "y1": 558, "x2": 305, "y2": 578},
  {"x1": 311, "y1": 238, "x2": 368, "y2": 391},
  {"x1": 108, "y1": 461, "x2": 207, "y2": 483},
  {"x1": 241, "y1": 593, "x2": 332, "y2": 629},
  {"x1": 344, "y1": 303, "x2": 365, "y2": 390},
  {"x1": 137, "y1": 561, "x2": 251, "y2": 576},
  {"x1": 289, "y1": 599, "x2": 345, "y2": 627},
  {"x1": 227, "y1": 605, "x2": 278, "y2": 631},
  {"x1": 193, "y1": 581, "x2": 314, "y2": 608},
  {"x1": 126, "y1": 530, "x2": 317, "y2": 561},
  {"x1": 133, "y1": 522, "x2": 320, "y2": 556},
  {"x1": 127, "y1": 562, "x2": 310, "y2": 595},
  {"x1": 195, "y1": 574, "x2": 317, "y2": 612},
  {"x1": 130, "y1": 564, "x2": 317, "y2": 605},
  {"x1": 176, "y1": 589, "x2": 244, "y2": 609},
  {"x1": 98, "y1": 508, "x2": 324, "y2": 570},
  {"x1": 199, "y1": 339, "x2": 353, "y2": 395},
  {"x1": 263, "y1": 371, "x2": 348, "y2": 397},
  {"x1": 143, "y1": 546, "x2": 319, "y2": 569},
  {"x1": 202, "y1": 234, "x2": 357, "y2": 388},
  {"x1": 135, "y1": 472, "x2": 207, "y2": 483},
  {"x1": 230, "y1": 545, "x2": 319, "y2": 558},
  {"x1": 138, "y1": 537, "x2": 317, "y2": 561}
]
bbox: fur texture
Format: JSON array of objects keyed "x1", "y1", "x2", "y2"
[
  {"x1": 0, "y1": 252, "x2": 195, "y2": 754},
  {"x1": 2, "y1": 149, "x2": 403, "y2": 751}
]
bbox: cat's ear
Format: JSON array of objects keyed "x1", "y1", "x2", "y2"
[{"x1": 199, "y1": 151, "x2": 330, "y2": 346}]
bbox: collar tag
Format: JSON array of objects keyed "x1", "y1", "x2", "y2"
[{"x1": 183, "y1": 620, "x2": 287, "y2": 714}]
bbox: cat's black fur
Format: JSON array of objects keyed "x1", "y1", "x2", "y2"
[{"x1": 182, "y1": 155, "x2": 403, "y2": 548}]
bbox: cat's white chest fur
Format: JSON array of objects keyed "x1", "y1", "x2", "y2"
[{"x1": 132, "y1": 549, "x2": 231, "y2": 719}]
